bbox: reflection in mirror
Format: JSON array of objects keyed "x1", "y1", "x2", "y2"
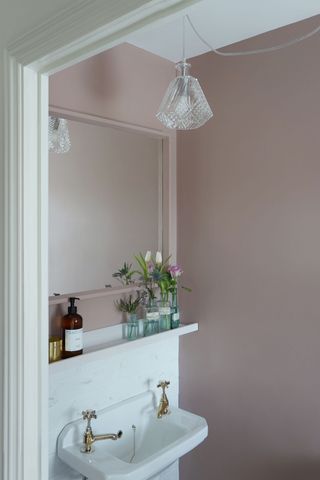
[{"x1": 49, "y1": 114, "x2": 163, "y2": 296}]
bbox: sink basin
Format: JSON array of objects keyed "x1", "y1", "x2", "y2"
[{"x1": 57, "y1": 391, "x2": 208, "y2": 480}]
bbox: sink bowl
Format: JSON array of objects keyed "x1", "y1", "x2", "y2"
[{"x1": 57, "y1": 391, "x2": 208, "y2": 480}]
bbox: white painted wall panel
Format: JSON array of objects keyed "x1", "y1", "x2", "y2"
[{"x1": 49, "y1": 337, "x2": 179, "y2": 480}]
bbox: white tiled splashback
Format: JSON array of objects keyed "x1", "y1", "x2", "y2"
[{"x1": 49, "y1": 337, "x2": 180, "y2": 480}]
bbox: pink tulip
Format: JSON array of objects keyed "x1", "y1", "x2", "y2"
[{"x1": 168, "y1": 265, "x2": 183, "y2": 278}]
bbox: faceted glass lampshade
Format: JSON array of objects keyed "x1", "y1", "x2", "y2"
[
  {"x1": 156, "y1": 62, "x2": 213, "y2": 130},
  {"x1": 48, "y1": 116, "x2": 71, "y2": 153}
]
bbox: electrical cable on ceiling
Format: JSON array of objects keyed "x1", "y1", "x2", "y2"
[{"x1": 186, "y1": 14, "x2": 320, "y2": 56}]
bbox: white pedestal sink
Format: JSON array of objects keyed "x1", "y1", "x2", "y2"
[{"x1": 57, "y1": 391, "x2": 208, "y2": 480}]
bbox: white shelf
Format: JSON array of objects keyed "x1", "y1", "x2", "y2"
[{"x1": 49, "y1": 323, "x2": 198, "y2": 374}]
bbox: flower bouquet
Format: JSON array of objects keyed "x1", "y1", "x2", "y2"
[{"x1": 113, "y1": 250, "x2": 190, "y2": 333}]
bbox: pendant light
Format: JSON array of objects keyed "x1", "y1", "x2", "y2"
[
  {"x1": 156, "y1": 16, "x2": 213, "y2": 130},
  {"x1": 48, "y1": 116, "x2": 71, "y2": 153}
]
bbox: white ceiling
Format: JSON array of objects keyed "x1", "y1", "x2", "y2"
[{"x1": 126, "y1": 0, "x2": 320, "y2": 63}]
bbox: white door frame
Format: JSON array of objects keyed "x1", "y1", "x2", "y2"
[{"x1": 2, "y1": 1, "x2": 200, "y2": 479}]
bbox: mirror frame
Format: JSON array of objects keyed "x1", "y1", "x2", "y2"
[{"x1": 48, "y1": 106, "x2": 177, "y2": 306}]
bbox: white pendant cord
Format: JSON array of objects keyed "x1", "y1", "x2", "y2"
[
  {"x1": 182, "y1": 15, "x2": 186, "y2": 62},
  {"x1": 186, "y1": 14, "x2": 320, "y2": 56}
]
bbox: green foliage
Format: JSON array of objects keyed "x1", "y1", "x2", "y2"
[
  {"x1": 114, "y1": 294, "x2": 142, "y2": 314},
  {"x1": 113, "y1": 252, "x2": 190, "y2": 306},
  {"x1": 112, "y1": 262, "x2": 135, "y2": 286},
  {"x1": 134, "y1": 253, "x2": 149, "y2": 282},
  {"x1": 181, "y1": 285, "x2": 192, "y2": 293}
]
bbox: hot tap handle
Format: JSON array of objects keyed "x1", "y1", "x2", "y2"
[{"x1": 157, "y1": 380, "x2": 170, "y2": 389}]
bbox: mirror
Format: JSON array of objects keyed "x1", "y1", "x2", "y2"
[{"x1": 49, "y1": 114, "x2": 163, "y2": 295}]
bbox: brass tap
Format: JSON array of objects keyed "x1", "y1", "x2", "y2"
[
  {"x1": 157, "y1": 380, "x2": 170, "y2": 418},
  {"x1": 81, "y1": 409, "x2": 123, "y2": 453}
]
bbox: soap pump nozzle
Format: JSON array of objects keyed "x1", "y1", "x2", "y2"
[{"x1": 68, "y1": 296, "x2": 80, "y2": 314}]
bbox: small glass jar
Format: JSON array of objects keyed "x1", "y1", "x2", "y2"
[
  {"x1": 171, "y1": 290, "x2": 180, "y2": 329},
  {"x1": 124, "y1": 313, "x2": 139, "y2": 341},
  {"x1": 158, "y1": 300, "x2": 171, "y2": 331},
  {"x1": 126, "y1": 321, "x2": 139, "y2": 340},
  {"x1": 129, "y1": 313, "x2": 138, "y2": 323},
  {"x1": 144, "y1": 306, "x2": 160, "y2": 336}
]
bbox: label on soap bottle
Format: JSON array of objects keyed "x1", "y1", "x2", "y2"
[
  {"x1": 172, "y1": 312, "x2": 180, "y2": 322},
  {"x1": 65, "y1": 328, "x2": 83, "y2": 351}
]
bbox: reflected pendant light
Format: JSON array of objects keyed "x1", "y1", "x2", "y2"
[
  {"x1": 48, "y1": 116, "x2": 71, "y2": 153},
  {"x1": 156, "y1": 17, "x2": 213, "y2": 130}
]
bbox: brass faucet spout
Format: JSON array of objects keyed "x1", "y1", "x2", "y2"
[
  {"x1": 82, "y1": 430, "x2": 122, "y2": 453},
  {"x1": 81, "y1": 409, "x2": 122, "y2": 453},
  {"x1": 94, "y1": 431, "x2": 123, "y2": 442}
]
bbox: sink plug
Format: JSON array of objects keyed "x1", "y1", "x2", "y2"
[
  {"x1": 81, "y1": 409, "x2": 122, "y2": 453},
  {"x1": 157, "y1": 380, "x2": 170, "y2": 418}
]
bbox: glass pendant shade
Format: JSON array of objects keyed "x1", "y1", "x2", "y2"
[
  {"x1": 48, "y1": 116, "x2": 71, "y2": 153},
  {"x1": 156, "y1": 62, "x2": 213, "y2": 130}
]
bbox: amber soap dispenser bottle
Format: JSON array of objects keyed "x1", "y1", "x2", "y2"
[{"x1": 62, "y1": 297, "x2": 83, "y2": 358}]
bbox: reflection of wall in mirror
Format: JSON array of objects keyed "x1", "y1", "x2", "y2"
[{"x1": 49, "y1": 118, "x2": 162, "y2": 295}]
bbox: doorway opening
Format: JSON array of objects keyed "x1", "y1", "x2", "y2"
[{"x1": 3, "y1": 2, "x2": 193, "y2": 479}]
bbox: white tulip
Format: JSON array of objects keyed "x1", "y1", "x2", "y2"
[
  {"x1": 145, "y1": 250, "x2": 152, "y2": 262},
  {"x1": 155, "y1": 251, "x2": 162, "y2": 264}
]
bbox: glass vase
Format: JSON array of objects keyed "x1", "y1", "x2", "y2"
[
  {"x1": 129, "y1": 313, "x2": 137, "y2": 322},
  {"x1": 126, "y1": 313, "x2": 139, "y2": 341},
  {"x1": 144, "y1": 305, "x2": 160, "y2": 336},
  {"x1": 126, "y1": 321, "x2": 139, "y2": 341},
  {"x1": 158, "y1": 300, "x2": 171, "y2": 331},
  {"x1": 171, "y1": 290, "x2": 180, "y2": 329}
]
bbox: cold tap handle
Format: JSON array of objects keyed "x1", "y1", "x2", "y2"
[
  {"x1": 82, "y1": 410, "x2": 97, "y2": 429},
  {"x1": 157, "y1": 380, "x2": 170, "y2": 390},
  {"x1": 82, "y1": 409, "x2": 97, "y2": 420}
]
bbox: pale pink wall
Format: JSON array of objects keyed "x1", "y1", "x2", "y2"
[
  {"x1": 49, "y1": 42, "x2": 175, "y2": 130},
  {"x1": 49, "y1": 43, "x2": 174, "y2": 333},
  {"x1": 178, "y1": 16, "x2": 320, "y2": 480}
]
